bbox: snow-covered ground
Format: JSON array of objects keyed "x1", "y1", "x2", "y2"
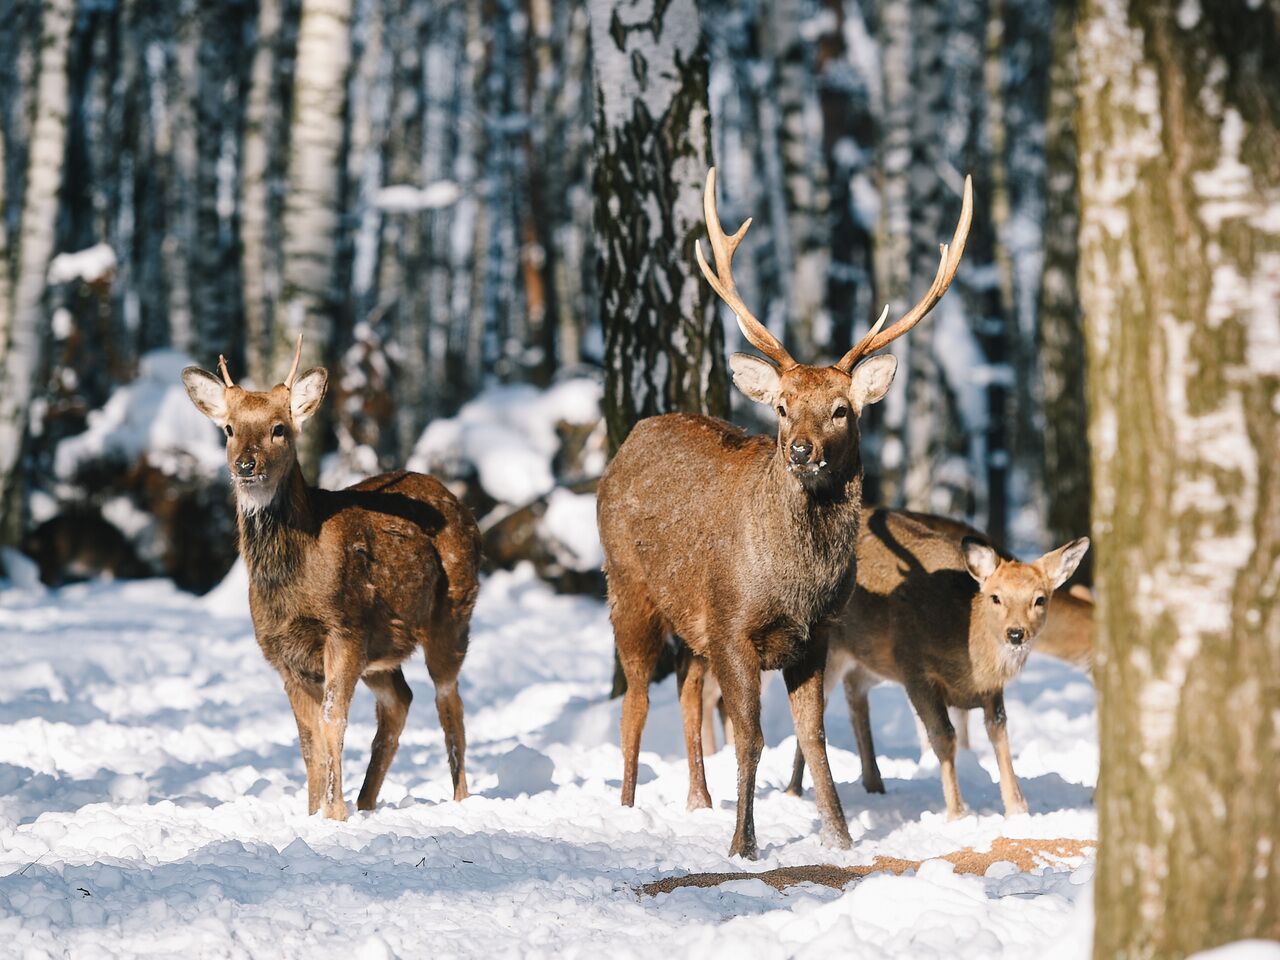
[{"x1": 0, "y1": 564, "x2": 1100, "y2": 958}]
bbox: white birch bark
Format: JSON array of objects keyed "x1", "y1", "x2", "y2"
[{"x1": 0, "y1": 0, "x2": 74, "y2": 543}]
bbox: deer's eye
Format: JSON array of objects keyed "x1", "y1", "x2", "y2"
[
  {"x1": 224, "y1": 424, "x2": 233, "y2": 438},
  {"x1": 833, "y1": 405, "x2": 848, "y2": 421},
  {"x1": 776, "y1": 405, "x2": 788, "y2": 419},
  {"x1": 991, "y1": 595, "x2": 1002, "y2": 605},
  {"x1": 1034, "y1": 596, "x2": 1047, "y2": 608},
  {"x1": 272, "y1": 423, "x2": 287, "y2": 439}
]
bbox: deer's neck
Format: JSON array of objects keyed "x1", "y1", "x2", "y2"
[
  {"x1": 754, "y1": 452, "x2": 865, "y2": 613},
  {"x1": 237, "y1": 464, "x2": 316, "y2": 589}
]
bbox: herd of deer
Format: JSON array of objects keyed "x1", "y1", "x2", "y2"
[{"x1": 181, "y1": 169, "x2": 1093, "y2": 859}]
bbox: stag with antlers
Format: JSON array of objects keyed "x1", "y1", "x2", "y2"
[{"x1": 596, "y1": 168, "x2": 972, "y2": 858}]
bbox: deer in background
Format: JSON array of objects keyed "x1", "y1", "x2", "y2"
[
  {"x1": 597, "y1": 168, "x2": 972, "y2": 858},
  {"x1": 182, "y1": 339, "x2": 480, "y2": 819},
  {"x1": 781, "y1": 509, "x2": 1089, "y2": 818}
]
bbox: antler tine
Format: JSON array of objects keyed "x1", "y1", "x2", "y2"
[
  {"x1": 217, "y1": 354, "x2": 235, "y2": 388},
  {"x1": 836, "y1": 174, "x2": 974, "y2": 372},
  {"x1": 695, "y1": 168, "x2": 795, "y2": 369},
  {"x1": 283, "y1": 334, "x2": 304, "y2": 390}
]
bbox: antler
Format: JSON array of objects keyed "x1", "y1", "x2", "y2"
[
  {"x1": 217, "y1": 355, "x2": 235, "y2": 388},
  {"x1": 695, "y1": 168, "x2": 796, "y2": 369},
  {"x1": 283, "y1": 334, "x2": 304, "y2": 390},
  {"x1": 835, "y1": 174, "x2": 974, "y2": 373}
]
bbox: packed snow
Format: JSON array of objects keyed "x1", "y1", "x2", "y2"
[
  {"x1": 53, "y1": 350, "x2": 226, "y2": 481},
  {"x1": 0, "y1": 557, "x2": 1104, "y2": 957},
  {"x1": 407, "y1": 377, "x2": 604, "y2": 505}
]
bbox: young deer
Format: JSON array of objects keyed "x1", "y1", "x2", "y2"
[
  {"x1": 782, "y1": 509, "x2": 1089, "y2": 817},
  {"x1": 698, "y1": 510, "x2": 1095, "y2": 755},
  {"x1": 597, "y1": 168, "x2": 972, "y2": 858},
  {"x1": 182, "y1": 340, "x2": 480, "y2": 819}
]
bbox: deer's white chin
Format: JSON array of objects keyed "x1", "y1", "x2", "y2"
[
  {"x1": 236, "y1": 479, "x2": 278, "y2": 514},
  {"x1": 999, "y1": 642, "x2": 1032, "y2": 677}
]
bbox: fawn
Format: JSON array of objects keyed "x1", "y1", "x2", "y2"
[
  {"x1": 597, "y1": 168, "x2": 972, "y2": 858},
  {"x1": 182, "y1": 338, "x2": 480, "y2": 819},
  {"x1": 782, "y1": 509, "x2": 1089, "y2": 817}
]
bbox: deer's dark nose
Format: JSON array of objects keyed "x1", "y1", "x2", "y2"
[
  {"x1": 235, "y1": 456, "x2": 257, "y2": 477},
  {"x1": 789, "y1": 441, "x2": 813, "y2": 465},
  {"x1": 1006, "y1": 627, "x2": 1026, "y2": 645}
]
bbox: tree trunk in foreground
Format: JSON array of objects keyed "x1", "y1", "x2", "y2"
[{"x1": 1078, "y1": 1, "x2": 1280, "y2": 955}]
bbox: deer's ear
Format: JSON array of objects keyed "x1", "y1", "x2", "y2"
[
  {"x1": 848, "y1": 354, "x2": 897, "y2": 410},
  {"x1": 729, "y1": 353, "x2": 781, "y2": 406},
  {"x1": 962, "y1": 537, "x2": 1000, "y2": 584},
  {"x1": 182, "y1": 367, "x2": 229, "y2": 424},
  {"x1": 1040, "y1": 537, "x2": 1091, "y2": 589},
  {"x1": 290, "y1": 367, "x2": 328, "y2": 424}
]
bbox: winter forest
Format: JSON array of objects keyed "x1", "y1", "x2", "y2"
[{"x1": 0, "y1": 0, "x2": 1276, "y2": 956}]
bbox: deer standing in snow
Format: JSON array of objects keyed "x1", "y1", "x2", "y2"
[
  {"x1": 781, "y1": 509, "x2": 1089, "y2": 817},
  {"x1": 182, "y1": 340, "x2": 480, "y2": 819},
  {"x1": 597, "y1": 168, "x2": 972, "y2": 858}
]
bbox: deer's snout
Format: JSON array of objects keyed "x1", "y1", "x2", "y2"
[
  {"x1": 789, "y1": 440, "x2": 813, "y2": 465},
  {"x1": 1006, "y1": 627, "x2": 1026, "y2": 645},
  {"x1": 235, "y1": 455, "x2": 258, "y2": 477}
]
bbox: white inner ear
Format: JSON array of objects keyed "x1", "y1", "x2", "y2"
[
  {"x1": 962, "y1": 539, "x2": 999, "y2": 584},
  {"x1": 181, "y1": 368, "x2": 229, "y2": 424},
  {"x1": 729, "y1": 353, "x2": 781, "y2": 406},
  {"x1": 290, "y1": 368, "x2": 329, "y2": 424},
  {"x1": 1045, "y1": 537, "x2": 1091, "y2": 589},
  {"x1": 849, "y1": 354, "x2": 897, "y2": 410}
]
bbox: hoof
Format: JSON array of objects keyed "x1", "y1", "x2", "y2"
[
  {"x1": 728, "y1": 838, "x2": 759, "y2": 861},
  {"x1": 687, "y1": 791, "x2": 712, "y2": 811},
  {"x1": 945, "y1": 805, "x2": 969, "y2": 822},
  {"x1": 820, "y1": 824, "x2": 853, "y2": 850},
  {"x1": 454, "y1": 784, "x2": 470, "y2": 802},
  {"x1": 863, "y1": 779, "x2": 885, "y2": 795},
  {"x1": 322, "y1": 802, "x2": 349, "y2": 822},
  {"x1": 1004, "y1": 798, "x2": 1028, "y2": 817},
  {"x1": 783, "y1": 784, "x2": 804, "y2": 798}
]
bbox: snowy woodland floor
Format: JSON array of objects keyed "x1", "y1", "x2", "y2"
[{"x1": 0, "y1": 562, "x2": 1102, "y2": 958}]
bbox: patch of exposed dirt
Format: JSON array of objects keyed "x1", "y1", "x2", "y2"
[{"x1": 637, "y1": 837, "x2": 1095, "y2": 896}]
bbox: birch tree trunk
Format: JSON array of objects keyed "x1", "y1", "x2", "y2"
[
  {"x1": 0, "y1": 0, "x2": 74, "y2": 545},
  {"x1": 590, "y1": 0, "x2": 728, "y2": 455},
  {"x1": 279, "y1": 0, "x2": 352, "y2": 469},
  {"x1": 241, "y1": 0, "x2": 287, "y2": 386},
  {"x1": 1078, "y1": 0, "x2": 1280, "y2": 954}
]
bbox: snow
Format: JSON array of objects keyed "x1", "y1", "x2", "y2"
[
  {"x1": 53, "y1": 349, "x2": 227, "y2": 480},
  {"x1": 374, "y1": 181, "x2": 462, "y2": 212},
  {"x1": 538, "y1": 488, "x2": 604, "y2": 572},
  {"x1": 407, "y1": 377, "x2": 603, "y2": 505},
  {"x1": 46, "y1": 243, "x2": 117, "y2": 285},
  {"x1": 0, "y1": 560, "x2": 1101, "y2": 957}
]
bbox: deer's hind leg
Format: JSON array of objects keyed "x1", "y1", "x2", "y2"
[
  {"x1": 425, "y1": 621, "x2": 470, "y2": 802},
  {"x1": 283, "y1": 675, "x2": 324, "y2": 815},
  {"x1": 676, "y1": 644, "x2": 712, "y2": 811},
  {"x1": 610, "y1": 585, "x2": 665, "y2": 807},
  {"x1": 357, "y1": 668, "x2": 414, "y2": 811}
]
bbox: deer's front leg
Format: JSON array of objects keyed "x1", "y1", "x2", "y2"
[
  {"x1": 712, "y1": 642, "x2": 764, "y2": 860},
  {"x1": 983, "y1": 691, "x2": 1027, "y2": 816},
  {"x1": 318, "y1": 637, "x2": 362, "y2": 821},
  {"x1": 282, "y1": 675, "x2": 323, "y2": 814},
  {"x1": 783, "y1": 632, "x2": 852, "y2": 850},
  {"x1": 905, "y1": 676, "x2": 966, "y2": 819}
]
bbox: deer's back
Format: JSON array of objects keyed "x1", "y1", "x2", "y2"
[
  {"x1": 833, "y1": 510, "x2": 979, "y2": 697},
  {"x1": 250, "y1": 471, "x2": 480, "y2": 679}
]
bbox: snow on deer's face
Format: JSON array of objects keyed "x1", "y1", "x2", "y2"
[{"x1": 181, "y1": 359, "x2": 328, "y2": 513}]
